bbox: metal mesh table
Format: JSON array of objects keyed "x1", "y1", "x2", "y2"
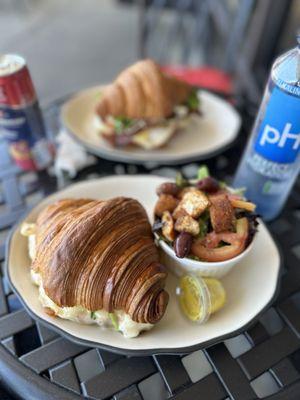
[{"x1": 0, "y1": 98, "x2": 300, "y2": 400}]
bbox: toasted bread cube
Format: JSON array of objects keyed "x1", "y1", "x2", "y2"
[
  {"x1": 161, "y1": 211, "x2": 176, "y2": 241},
  {"x1": 175, "y1": 215, "x2": 200, "y2": 236},
  {"x1": 154, "y1": 194, "x2": 178, "y2": 217},
  {"x1": 177, "y1": 186, "x2": 199, "y2": 199},
  {"x1": 210, "y1": 194, "x2": 234, "y2": 233},
  {"x1": 172, "y1": 205, "x2": 188, "y2": 220},
  {"x1": 179, "y1": 190, "x2": 209, "y2": 218}
]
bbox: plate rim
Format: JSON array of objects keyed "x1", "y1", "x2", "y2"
[
  {"x1": 60, "y1": 86, "x2": 241, "y2": 165},
  {"x1": 5, "y1": 175, "x2": 283, "y2": 356}
]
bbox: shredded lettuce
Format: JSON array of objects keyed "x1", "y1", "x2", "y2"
[
  {"x1": 198, "y1": 210, "x2": 210, "y2": 238},
  {"x1": 114, "y1": 116, "x2": 134, "y2": 134},
  {"x1": 109, "y1": 313, "x2": 119, "y2": 330},
  {"x1": 197, "y1": 165, "x2": 210, "y2": 180},
  {"x1": 218, "y1": 181, "x2": 227, "y2": 189},
  {"x1": 90, "y1": 311, "x2": 97, "y2": 320},
  {"x1": 198, "y1": 219, "x2": 208, "y2": 239},
  {"x1": 175, "y1": 172, "x2": 188, "y2": 188}
]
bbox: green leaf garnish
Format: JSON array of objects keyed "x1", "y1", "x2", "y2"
[
  {"x1": 114, "y1": 116, "x2": 134, "y2": 134},
  {"x1": 219, "y1": 181, "x2": 227, "y2": 189},
  {"x1": 198, "y1": 210, "x2": 210, "y2": 238},
  {"x1": 109, "y1": 313, "x2": 119, "y2": 330},
  {"x1": 186, "y1": 90, "x2": 200, "y2": 111},
  {"x1": 175, "y1": 172, "x2": 189, "y2": 188},
  {"x1": 197, "y1": 165, "x2": 210, "y2": 180},
  {"x1": 198, "y1": 219, "x2": 208, "y2": 239},
  {"x1": 231, "y1": 187, "x2": 246, "y2": 196},
  {"x1": 90, "y1": 311, "x2": 96, "y2": 320}
]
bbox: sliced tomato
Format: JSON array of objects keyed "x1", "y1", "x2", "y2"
[
  {"x1": 191, "y1": 218, "x2": 249, "y2": 262},
  {"x1": 202, "y1": 231, "x2": 240, "y2": 248}
]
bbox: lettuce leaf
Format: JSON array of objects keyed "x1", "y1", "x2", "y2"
[
  {"x1": 114, "y1": 116, "x2": 134, "y2": 134},
  {"x1": 175, "y1": 172, "x2": 189, "y2": 188},
  {"x1": 186, "y1": 90, "x2": 200, "y2": 111},
  {"x1": 197, "y1": 165, "x2": 210, "y2": 180},
  {"x1": 90, "y1": 311, "x2": 96, "y2": 320},
  {"x1": 109, "y1": 313, "x2": 119, "y2": 330}
]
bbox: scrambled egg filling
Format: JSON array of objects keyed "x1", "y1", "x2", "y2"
[
  {"x1": 95, "y1": 104, "x2": 196, "y2": 150},
  {"x1": 21, "y1": 223, "x2": 152, "y2": 338}
]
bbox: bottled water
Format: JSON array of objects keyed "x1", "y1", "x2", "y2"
[{"x1": 233, "y1": 35, "x2": 300, "y2": 220}]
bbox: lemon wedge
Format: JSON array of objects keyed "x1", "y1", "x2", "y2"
[{"x1": 177, "y1": 275, "x2": 226, "y2": 323}]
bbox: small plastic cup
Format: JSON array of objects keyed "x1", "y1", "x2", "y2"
[{"x1": 176, "y1": 274, "x2": 225, "y2": 323}]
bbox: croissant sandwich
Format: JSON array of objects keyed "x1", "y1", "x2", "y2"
[
  {"x1": 95, "y1": 59, "x2": 201, "y2": 149},
  {"x1": 21, "y1": 197, "x2": 169, "y2": 338}
]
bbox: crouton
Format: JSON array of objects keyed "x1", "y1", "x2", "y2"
[
  {"x1": 179, "y1": 190, "x2": 210, "y2": 218},
  {"x1": 175, "y1": 215, "x2": 200, "y2": 236},
  {"x1": 177, "y1": 186, "x2": 199, "y2": 199},
  {"x1": 154, "y1": 194, "x2": 178, "y2": 217},
  {"x1": 156, "y1": 182, "x2": 179, "y2": 196},
  {"x1": 161, "y1": 211, "x2": 176, "y2": 241},
  {"x1": 210, "y1": 194, "x2": 235, "y2": 233},
  {"x1": 172, "y1": 205, "x2": 188, "y2": 220}
]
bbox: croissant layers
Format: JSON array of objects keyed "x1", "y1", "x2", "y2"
[
  {"x1": 96, "y1": 59, "x2": 193, "y2": 119},
  {"x1": 32, "y1": 197, "x2": 169, "y2": 324}
]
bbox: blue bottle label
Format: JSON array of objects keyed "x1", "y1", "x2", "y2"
[{"x1": 254, "y1": 86, "x2": 300, "y2": 164}]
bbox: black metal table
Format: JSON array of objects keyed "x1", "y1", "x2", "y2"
[{"x1": 0, "y1": 98, "x2": 300, "y2": 400}]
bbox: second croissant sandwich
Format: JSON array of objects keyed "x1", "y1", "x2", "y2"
[
  {"x1": 96, "y1": 59, "x2": 201, "y2": 149},
  {"x1": 21, "y1": 197, "x2": 169, "y2": 338}
]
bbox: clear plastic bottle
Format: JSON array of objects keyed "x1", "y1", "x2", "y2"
[{"x1": 233, "y1": 35, "x2": 300, "y2": 220}]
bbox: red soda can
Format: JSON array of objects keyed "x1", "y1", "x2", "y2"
[{"x1": 0, "y1": 54, "x2": 53, "y2": 171}]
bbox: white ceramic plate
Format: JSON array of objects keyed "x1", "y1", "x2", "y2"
[
  {"x1": 61, "y1": 86, "x2": 241, "y2": 165},
  {"x1": 6, "y1": 175, "x2": 281, "y2": 355}
]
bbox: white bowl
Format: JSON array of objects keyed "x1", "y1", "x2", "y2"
[{"x1": 158, "y1": 236, "x2": 256, "y2": 278}]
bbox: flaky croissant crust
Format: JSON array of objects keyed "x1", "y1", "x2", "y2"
[
  {"x1": 32, "y1": 197, "x2": 169, "y2": 324},
  {"x1": 96, "y1": 59, "x2": 193, "y2": 119}
]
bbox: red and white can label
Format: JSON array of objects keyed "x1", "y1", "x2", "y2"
[{"x1": 0, "y1": 54, "x2": 53, "y2": 170}]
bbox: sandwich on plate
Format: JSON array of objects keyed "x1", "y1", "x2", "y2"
[
  {"x1": 21, "y1": 197, "x2": 169, "y2": 338},
  {"x1": 95, "y1": 59, "x2": 201, "y2": 149}
]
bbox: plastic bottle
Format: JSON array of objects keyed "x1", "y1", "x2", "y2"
[{"x1": 233, "y1": 35, "x2": 300, "y2": 220}]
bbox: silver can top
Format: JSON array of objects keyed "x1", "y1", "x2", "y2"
[{"x1": 0, "y1": 54, "x2": 26, "y2": 77}]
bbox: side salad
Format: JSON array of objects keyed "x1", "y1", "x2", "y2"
[{"x1": 153, "y1": 166, "x2": 258, "y2": 262}]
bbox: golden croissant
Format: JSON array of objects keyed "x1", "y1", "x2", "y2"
[
  {"x1": 97, "y1": 59, "x2": 193, "y2": 119},
  {"x1": 95, "y1": 59, "x2": 200, "y2": 149},
  {"x1": 21, "y1": 197, "x2": 169, "y2": 338}
]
